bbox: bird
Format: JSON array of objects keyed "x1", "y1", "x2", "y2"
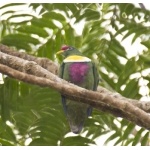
[{"x1": 56, "y1": 45, "x2": 99, "y2": 134}]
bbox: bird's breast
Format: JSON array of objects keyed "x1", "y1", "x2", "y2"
[{"x1": 69, "y1": 62, "x2": 89, "y2": 84}]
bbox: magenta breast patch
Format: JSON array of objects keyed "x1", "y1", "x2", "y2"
[{"x1": 69, "y1": 62, "x2": 89, "y2": 84}]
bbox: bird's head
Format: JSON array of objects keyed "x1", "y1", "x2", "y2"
[{"x1": 56, "y1": 45, "x2": 81, "y2": 57}]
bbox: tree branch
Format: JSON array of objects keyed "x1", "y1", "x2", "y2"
[
  {"x1": 0, "y1": 44, "x2": 150, "y2": 112},
  {"x1": 0, "y1": 63, "x2": 149, "y2": 130},
  {"x1": 0, "y1": 44, "x2": 58, "y2": 74},
  {"x1": 0, "y1": 44, "x2": 150, "y2": 130},
  {"x1": 97, "y1": 87, "x2": 150, "y2": 112}
]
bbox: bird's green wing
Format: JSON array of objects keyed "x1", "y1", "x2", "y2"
[
  {"x1": 58, "y1": 62, "x2": 65, "y2": 78},
  {"x1": 58, "y1": 62, "x2": 67, "y2": 113},
  {"x1": 92, "y1": 62, "x2": 99, "y2": 91}
]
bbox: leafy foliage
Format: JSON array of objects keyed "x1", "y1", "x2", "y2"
[{"x1": 0, "y1": 3, "x2": 150, "y2": 146}]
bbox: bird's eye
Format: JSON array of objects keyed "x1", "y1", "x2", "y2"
[{"x1": 68, "y1": 47, "x2": 73, "y2": 50}]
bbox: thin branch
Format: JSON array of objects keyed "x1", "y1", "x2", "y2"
[{"x1": 139, "y1": 3, "x2": 146, "y2": 10}]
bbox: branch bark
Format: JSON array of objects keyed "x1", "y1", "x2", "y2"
[
  {"x1": 0, "y1": 44, "x2": 150, "y2": 130},
  {"x1": 0, "y1": 44, "x2": 58, "y2": 74}
]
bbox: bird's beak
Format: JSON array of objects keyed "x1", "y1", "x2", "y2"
[{"x1": 56, "y1": 50, "x2": 64, "y2": 55}]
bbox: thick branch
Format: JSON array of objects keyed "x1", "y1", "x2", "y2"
[
  {"x1": 97, "y1": 87, "x2": 150, "y2": 112},
  {"x1": 1, "y1": 45, "x2": 150, "y2": 112},
  {"x1": 0, "y1": 51, "x2": 59, "y2": 82},
  {"x1": 0, "y1": 49, "x2": 150, "y2": 113},
  {"x1": 0, "y1": 44, "x2": 58, "y2": 74},
  {"x1": 0, "y1": 64, "x2": 149, "y2": 130}
]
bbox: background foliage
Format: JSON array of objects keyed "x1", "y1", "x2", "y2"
[{"x1": 0, "y1": 3, "x2": 150, "y2": 146}]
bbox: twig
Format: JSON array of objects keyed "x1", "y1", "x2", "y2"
[{"x1": 139, "y1": 3, "x2": 146, "y2": 10}]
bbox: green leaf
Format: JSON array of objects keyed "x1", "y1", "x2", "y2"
[
  {"x1": 29, "y1": 4, "x2": 41, "y2": 11},
  {"x1": 115, "y1": 22, "x2": 135, "y2": 37},
  {"x1": 66, "y1": 3, "x2": 79, "y2": 14},
  {"x1": 0, "y1": 119, "x2": 17, "y2": 144},
  {"x1": 117, "y1": 58, "x2": 137, "y2": 90},
  {"x1": 122, "y1": 26, "x2": 147, "y2": 42},
  {"x1": 41, "y1": 3, "x2": 53, "y2": 12},
  {"x1": 0, "y1": 3, "x2": 26, "y2": 9},
  {"x1": 141, "y1": 131, "x2": 149, "y2": 146},
  {"x1": 104, "y1": 131, "x2": 120, "y2": 145},
  {"x1": 100, "y1": 71, "x2": 116, "y2": 89},
  {"x1": 65, "y1": 25, "x2": 75, "y2": 46},
  {"x1": 31, "y1": 18, "x2": 57, "y2": 29},
  {"x1": 38, "y1": 37, "x2": 57, "y2": 60},
  {"x1": 1, "y1": 34, "x2": 39, "y2": 45},
  {"x1": 16, "y1": 25, "x2": 49, "y2": 37},
  {"x1": 123, "y1": 3, "x2": 135, "y2": 16},
  {"x1": 132, "y1": 128, "x2": 144, "y2": 146},
  {"x1": 7, "y1": 14, "x2": 34, "y2": 21},
  {"x1": 1, "y1": 40, "x2": 32, "y2": 51},
  {"x1": 141, "y1": 40, "x2": 150, "y2": 49},
  {"x1": 0, "y1": 138, "x2": 15, "y2": 146},
  {"x1": 53, "y1": 3, "x2": 68, "y2": 13},
  {"x1": 83, "y1": 8, "x2": 100, "y2": 21},
  {"x1": 75, "y1": 8, "x2": 100, "y2": 23},
  {"x1": 110, "y1": 38, "x2": 127, "y2": 58},
  {"x1": 105, "y1": 51, "x2": 123, "y2": 73},
  {"x1": 29, "y1": 138, "x2": 56, "y2": 146},
  {"x1": 122, "y1": 79, "x2": 139, "y2": 98},
  {"x1": 122, "y1": 123, "x2": 135, "y2": 141},
  {"x1": 82, "y1": 24, "x2": 90, "y2": 39},
  {"x1": 19, "y1": 82, "x2": 30, "y2": 97},
  {"x1": 1, "y1": 78, "x2": 19, "y2": 121},
  {"x1": 114, "y1": 136, "x2": 123, "y2": 146},
  {"x1": 43, "y1": 11, "x2": 66, "y2": 22},
  {"x1": 131, "y1": 28, "x2": 149, "y2": 44},
  {"x1": 61, "y1": 136, "x2": 95, "y2": 146},
  {"x1": 1, "y1": 10, "x2": 15, "y2": 16},
  {"x1": 55, "y1": 29, "x2": 64, "y2": 52}
]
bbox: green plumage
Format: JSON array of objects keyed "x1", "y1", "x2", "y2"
[{"x1": 57, "y1": 46, "x2": 99, "y2": 134}]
